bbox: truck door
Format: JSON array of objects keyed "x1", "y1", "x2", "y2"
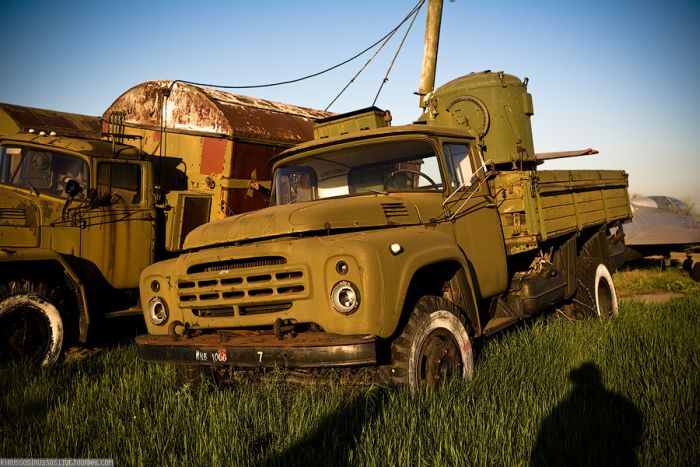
[
  {"x1": 442, "y1": 142, "x2": 508, "y2": 299},
  {"x1": 80, "y1": 160, "x2": 154, "y2": 290}
]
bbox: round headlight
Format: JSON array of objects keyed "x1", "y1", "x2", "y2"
[
  {"x1": 147, "y1": 296, "x2": 169, "y2": 326},
  {"x1": 330, "y1": 281, "x2": 360, "y2": 315},
  {"x1": 150, "y1": 280, "x2": 160, "y2": 292}
]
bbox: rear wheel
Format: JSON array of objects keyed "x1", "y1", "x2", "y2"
[
  {"x1": 384, "y1": 296, "x2": 473, "y2": 392},
  {"x1": 692, "y1": 262, "x2": 700, "y2": 282},
  {"x1": 573, "y1": 258, "x2": 618, "y2": 318},
  {"x1": 0, "y1": 281, "x2": 65, "y2": 365}
]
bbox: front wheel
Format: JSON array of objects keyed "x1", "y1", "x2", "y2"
[
  {"x1": 0, "y1": 282, "x2": 64, "y2": 366},
  {"x1": 384, "y1": 296, "x2": 474, "y2": 392}
]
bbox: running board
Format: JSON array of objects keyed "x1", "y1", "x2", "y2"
[
  {"x1": 482, "y1": 316, "x2": 521, "y2": 337},
  {"x1": 104, "y1": 307, "x2": 142, "y2": 319}
]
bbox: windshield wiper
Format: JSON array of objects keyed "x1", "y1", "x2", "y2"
[
  {"x1": 27, "y1": 183, "x2": 39, "y2": 196},
  {"x1": 367, "y1": 188, "x2": 387, "y2": 195}
]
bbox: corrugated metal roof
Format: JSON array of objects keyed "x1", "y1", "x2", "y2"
[
  {"x1": 0, "y1": 103, "x2": 102, "y2": 139},
  {"x1": 103, "y1": 80, "x2": 332, "y2": 145}
]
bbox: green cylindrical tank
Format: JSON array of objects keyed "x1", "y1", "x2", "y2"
[{"x1": 421, "y1": 71, "x2": 535, "y2": 167}]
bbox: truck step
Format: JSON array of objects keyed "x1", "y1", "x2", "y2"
[
  {"x1": 104, "y1": 307, "x2": 142, "y2": 319},
  {"x1": 482, "y1": 316, "x2": 520, "y2": 337}
]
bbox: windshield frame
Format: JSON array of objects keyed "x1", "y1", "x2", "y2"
[
  {"x1": 0, "y1": 143, "x2": 91, "y2": 199},
  {"x1": 269, "y1": 135, "x2": 449, "y2": 206}
]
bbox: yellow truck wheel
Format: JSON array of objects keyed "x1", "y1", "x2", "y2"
[
  {"x1": 0, "y1": 281, "x2": 64, "y2": 366},
  {"x1": 385, "y1": 296, "x2": 474, "y2": 391}
]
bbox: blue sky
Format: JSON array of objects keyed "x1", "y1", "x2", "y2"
[{"x1": 2, "y1": 0, "x2": 699, "y2": 206}]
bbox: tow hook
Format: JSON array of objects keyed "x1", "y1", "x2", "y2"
[
  {"x1": 168, "y1": 321, "x2": 190, "y2": 341},
  {"x1": 274, "y1": 318, "x2": 296, "y2": 341}
]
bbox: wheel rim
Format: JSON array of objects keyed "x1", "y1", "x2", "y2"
[
  {"x1": 597, "y1": 278, "x2": 614, "y2": 317},
  {"x1": 0, "y1": 305, "x2": 52, "y2": 361},
  {"x1": 417, "y1": 328, "x2": 463, "y2": 389}
]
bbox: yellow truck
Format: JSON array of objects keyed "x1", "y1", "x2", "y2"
[{"x1": 0, "y1": 90, "x2": 329, "y2": 365}]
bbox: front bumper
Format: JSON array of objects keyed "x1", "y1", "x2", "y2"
[{"x1": 135, "y1": 331, "x2": 377, "y2": 369}]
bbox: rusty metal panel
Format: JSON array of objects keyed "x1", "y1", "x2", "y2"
[
  {"x1": 104, "y1": 80, "x2": 172, "y2": 130},
  {"x1": 0, "y1": 103, "x2": 101, "y2": 139},
  {"x1": 230, "y1": 141, "x2": 277, "y2": 180},
  {"x1": 200, "y1": 137, "x2": 227, "y2": 175},
  {"x1": 221, "y1": 142, "x2": 280, "y2": 215},
  {"x1": 202, "y1": 87, "x2": 332, "y2": 144},
  {"x1": 103, "y1": 80, "x2": 332, "y2": 144}
]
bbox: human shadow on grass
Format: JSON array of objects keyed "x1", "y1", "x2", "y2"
[
  {"x1": 259, "y1": 387, "x2": 389, "y2": 467},
  {"x1": 530, "y1": 362, "x2": 644, "y2": 467}
]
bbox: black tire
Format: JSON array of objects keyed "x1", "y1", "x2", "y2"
[
  {"x1": 0, "y1": 280, "x2": 65, "y2": 365},
  {"x1": 384, "y1": 296, "x2": 474, "y2": 392},
  {"x1": 573, "y1": 257, "x2": 618, "y2": 318},
  {"x1": 692, "y1": 262, "x2": 700, "y2": 283},
  {"x1": 175, "y1": 364, "x2": 207, "y2": 390}
]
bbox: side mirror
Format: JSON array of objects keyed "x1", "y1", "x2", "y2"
[{"x1": 64, "y1": 178, "x2": 84, "y2": 198}]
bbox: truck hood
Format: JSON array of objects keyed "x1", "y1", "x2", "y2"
[
  {"x1": 0, "y1": 188, "x2": 41, "y2": 248},
  {"x1": 183, "y1": 195, "x2": 424, "y2": 250}
]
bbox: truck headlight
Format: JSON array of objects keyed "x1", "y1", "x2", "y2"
[
  {"x1": 147, "y1": 296, "x2": 169, "y2": 326},
  {"x1": 330, "y1": 281, "x2": 360, "y2": 315}
]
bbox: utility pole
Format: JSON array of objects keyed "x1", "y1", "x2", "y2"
[{"x1": 418, "y1": 0, "x2": 444, "y2": 109}]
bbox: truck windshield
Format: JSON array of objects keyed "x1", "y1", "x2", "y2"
[
  {"x1": 272, "y1": 140, "x2": 442, "y2": 206},
  {"x1": 0, "y1": 145, "x2": 89, "y2": 198}
]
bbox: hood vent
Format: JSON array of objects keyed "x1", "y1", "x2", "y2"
[
  {"x1": 382, "y1": 202, "x2": 409, "y2": 219},
  {"x1": 0, "y1": 208, "x2": 27, "y2": 226}
]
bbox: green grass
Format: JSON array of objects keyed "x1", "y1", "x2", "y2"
[
  {"x1": 1, "y1": 297, "x2": 698, "y2": 466},
  {"x1": 613, "y1": 261, "x2": 700, "y2": 297}
]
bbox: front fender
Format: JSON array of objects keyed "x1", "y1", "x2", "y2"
[
  {"x1": 354, "y1": 226, "x2": 476, "y2": 338},
  {"x1": 0, "y1": 247, "x2": 90, "y2": 342}
]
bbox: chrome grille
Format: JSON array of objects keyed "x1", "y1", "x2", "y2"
[
  {"x1": 178, "y1": 256, "x2": 307, "y2": 315},
  {"x1": 193, "y1": 308, "x2": 235, "y2": 318},
  {"x1": 239, "y1": 303, "x2": 293, "y2": 316},
  {"x1": 187, "y1": 256, "x2": 286, "y2": 274}
]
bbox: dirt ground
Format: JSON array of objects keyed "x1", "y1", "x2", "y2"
[{"x1": 620, "y1": 292, "x2": 685, "y2": 303}]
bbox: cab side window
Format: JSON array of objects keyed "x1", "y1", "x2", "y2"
[
  {"x1": 97, "y1": 162, "x2": 141, "y2": 205},
  {"x1": 443, "y1": 143, "x2": 473, "y2": 188}
]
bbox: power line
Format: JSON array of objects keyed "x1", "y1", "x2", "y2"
[
  {"x1": 372, "y1": 2, "x2": 423, "y2": 107},
  {"x1": 169, "y1": 0, "x2": 425, "y2": 92}
]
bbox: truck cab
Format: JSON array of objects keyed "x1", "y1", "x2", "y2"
[{"x1": 0, "y1": 133, "x2": 210, "y2": 364}]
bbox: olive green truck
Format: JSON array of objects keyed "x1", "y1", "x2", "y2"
[{"x1": 135, "y1": 70, "x2": 631, "y2": 390}]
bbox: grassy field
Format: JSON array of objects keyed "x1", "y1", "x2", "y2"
[
  {"x1": 613, "y1": 259, "x2": 700, "y2": 297},
  {"x1": 1, "y1": 290, "x2": 698, "y2": 465}
]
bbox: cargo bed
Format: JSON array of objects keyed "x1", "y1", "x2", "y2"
[{"x1": 492, "y1": 169, "x2": 631, "y2": 255}]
